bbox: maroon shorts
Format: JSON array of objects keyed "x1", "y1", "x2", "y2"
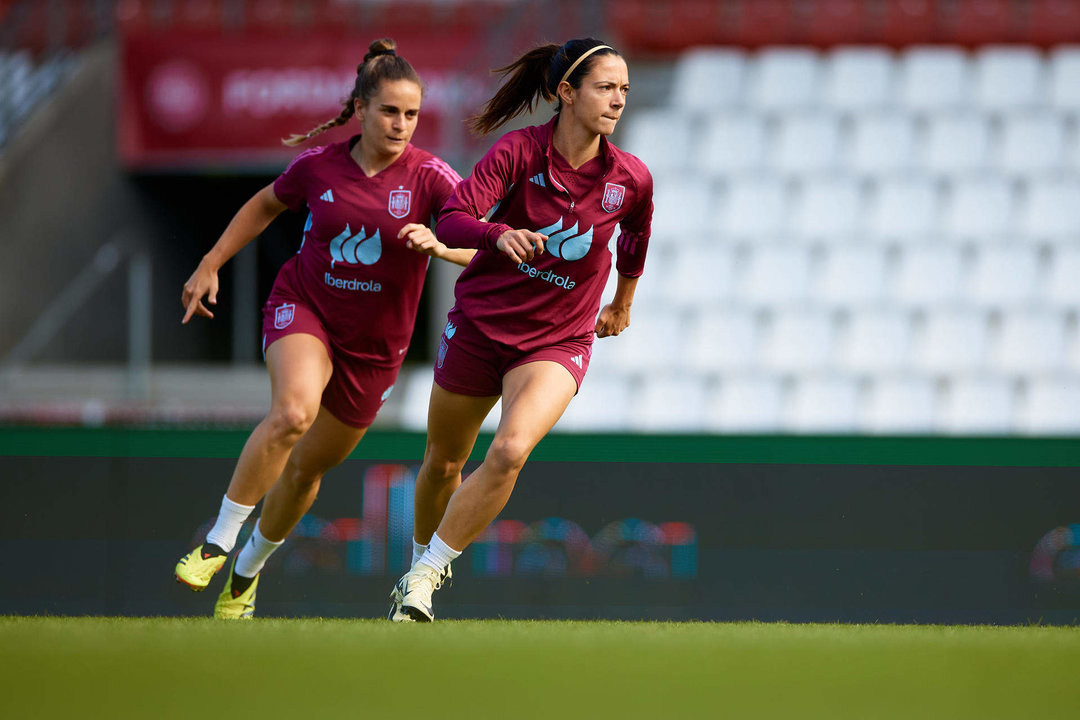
[
  {"x1": 261, "y1": 296, "x2": 400, "y2": 429},
  {"x1": 433, "y1": 315, "x2": 592, "y2": 397}
]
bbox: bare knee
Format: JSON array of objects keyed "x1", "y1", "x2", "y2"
[
  {"x1": 265, "y1": 402, "x2": 317, "y2": 445},
  {"x1": 484, "y1": 434, "x2": 532, "y2": 478},
  {"x1": 421, "y1": 450, "x2": 468, "y2": 486}
]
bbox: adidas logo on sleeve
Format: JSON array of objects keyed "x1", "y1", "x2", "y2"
[{"x1": 320, "y1": 189, "x2": 334, "y2": 203}]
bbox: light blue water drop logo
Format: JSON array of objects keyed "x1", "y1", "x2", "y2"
[
  {"x1": 330, "y1": 225, "x2": 382, "y2": 268},
  {"x1": 536, "y1": 219, "x2": 593, "y2": 261}
]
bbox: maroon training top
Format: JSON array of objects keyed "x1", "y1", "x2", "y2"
[
  {"x1": 436, "y1": 116, "x2": 653, "y2": 352},
  {"x1": 272, "y1": 137, "x2": 461, "y2": 367}
]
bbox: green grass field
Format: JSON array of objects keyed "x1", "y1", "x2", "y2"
[{"x1": 2, "y1": 618, "x2": 1079, "y2": 719}]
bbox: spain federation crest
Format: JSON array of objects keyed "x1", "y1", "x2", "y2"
[
  {"x1": 274, "y1": 303, "x2": 295, "y2": 329},
  {"x1": 602, "y1": 182, "x2": 625, "y2": 213},
  {"x1": 388, "y1": 189, "x2": 411, "y2": 219}
]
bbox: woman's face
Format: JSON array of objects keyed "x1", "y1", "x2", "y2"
[
  {"x1": 561, "y1": 54, "x2": 629, "y2": 137},
  {"x1": 354, "y1": 78, "x2": 423, "y2": 159}
]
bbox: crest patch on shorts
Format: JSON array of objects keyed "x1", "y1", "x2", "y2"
[
  {"x1": 437, "y1": 337, "x2": 448, "y2": 369},
  {"x1": 274, "y1": 303, "x2": 295, "y2": 329}
]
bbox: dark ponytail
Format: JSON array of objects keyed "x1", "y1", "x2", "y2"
[
  {"x1": 283, "y1": 38, "x2": 423, "y2": 146},
  {"x1": 468, "y1": 38, "x2": 619, "y2": 136}
]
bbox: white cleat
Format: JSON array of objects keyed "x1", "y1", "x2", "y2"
[{"x1": 389, "y1": 562, "x2": 451, "y2": 623}]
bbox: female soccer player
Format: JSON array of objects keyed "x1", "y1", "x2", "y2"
[
  {"x1": 174, "y1": 38, "x2": 473, "y2": 619},
  {"x1": 390, "y1": 38, "x2": 653, "y2": 622}
]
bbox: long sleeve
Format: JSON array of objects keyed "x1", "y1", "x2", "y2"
[{"x1": 435, "y1": 133, "x2": 525, "y2": 251}]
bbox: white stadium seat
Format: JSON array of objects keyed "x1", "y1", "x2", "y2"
[
  {"x1": 717, "y1": 176, "x2": 789, "y2": 240},
  {"x1": 620, "y1": 109, "x2": 694, "y2": 173},
  {"x1": 738, "y1": 245, "x2": 812, "y2": 306},
  {"x1": 814, "y1": 245, "x2": 888, "y2": 306},
  {"x1": 399, "y1": 366, "x2": 435, "y2": 432},
  {"x1": 704, "y1": 375, "x2": 786, "y2": 432},
  {"x1": 665, "y1": 244, "x2": 737, "y2": 306},
  {"x1": 866, "y1": 176, "x2": 940, "y2": 242},
  {"x1": 898, "y1": 46, "x2": 971, "y2": 110},
  {"x1": 748, "y1": 48, "x2": 821, "y2": 111},
  {"x1": 630, "y1": 375, "x2": 711, "y2": 433},
  {"x1": 759, "y1": 308, "x2": 836, "y2": 372},
  {"x1": 671, "y1": 47, "x2": 748, "y2": 112},
  {"x1": 965, "y1": 246, "x2": 1040, "y2": 307},
  {"x1": 1048, "y1": 46, "x2": 1080, "y2": 111},
  {"x1": 649, "y1": 173, "x2": 714, "y2": 238},
  {"x1": 864, "y1": 376, "x2": 938, "y2": 433},
  {"x1": 771, "y1": 112, "x2": 841, "y2": 175},
  {"x1": 912, "y1": 309, "x2": 990, "y2": 373},
  {"x1": 684, "y1": 308, "x2": 760, "y2": 372},
  {"x1": 1018, "y1": 377, "x2": 1080, "y2": 435},
  {"x1": 786, "y1": 376, "x2": 861, "y2": 432},
  {"x1": 847, "y1": 112, "x2": 918, "y2": 175},
  {"x1": 893, "y1": 245, "x2": 966, "y2": 306},
  {"x1": 997, "y1": 113, "x2": 1067, "y2": 176},
  {"x1": 557, "y1": 373, "x2": 634, "y2": 432},
  {"x1": 791, "y1": 177, "x2": 863, "y2": 242},
  {"x1": 922, "y1": 112, "x2": 991, "y2": 175},
  {"x1": 699, "y1": 112, "x2": 767, "y2": 175},
  {"x1": 992, "y1": 310, "x2": 1067, "y2": 374},
  {"x1": 942, "y1": 177, "x2": 1016, "y2": 242},
  {"x1": 972, "y1": 46, "x2": 1045, "y2": 110},
  {"x1": 1018, "y1": 178, "x2": 1080, "y2": 239},
  {"x1": 836, "y1": 308, "x2": 914, "y2": 373},
  {"x1": 1045, "y1": 245, "x2": 1080, "y2": 307},
  {"x1": 939, "y1": 377, "x2": 1016, "y2": 434},
  {"x1": 822, "y1": 47, "x2": 896, "y2": 111}
]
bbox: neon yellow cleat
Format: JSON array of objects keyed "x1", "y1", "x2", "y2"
[
  {"x1": 174, "y1": 544, "x2": 227, "y2": 591},
  {"x1": 214, "y1": 562, "x2": 259, "y2": 620}
]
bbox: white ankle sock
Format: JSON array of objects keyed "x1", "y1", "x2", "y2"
[
  {"x1": 205, "y1": 495, "x2": 255, "y2": 553},
  {"x1": 412, "y1": 538, "x2": 428, "y2": 567},
  {"x1": 233, "y1": 520, "x2": 284, "y2": 578},
  {"x1": 417, "y1": 532, "x2": 460, "y2": 573}
]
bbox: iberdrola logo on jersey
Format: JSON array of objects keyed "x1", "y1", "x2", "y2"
[
  {"x1": 329, "y1": 224, "x2": 381, "y2": 268},
  {"x1": 535, "y1": 218, "x2": 593, "y2": 261}
]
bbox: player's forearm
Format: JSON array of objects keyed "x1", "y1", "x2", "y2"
[
  {"x1": 438, "y1": 247, "x2": 477, "y2": 267},
  {"x1": 611, "y1": 273, "x2": 638, "y2": 310},
  {"x1": 435, "y1": 208, "x2": 511, "y2": 251},
  {"x1": 203, "y1": 186, "x2": 285, "y2": 270}
]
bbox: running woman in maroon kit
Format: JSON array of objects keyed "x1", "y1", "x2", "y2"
[
  {"x1": 389, "y1": 38, "x2": 653, "y2": 622},
  {"x1": 173, "y1": 39, "x2": 473, "y2": 619}
]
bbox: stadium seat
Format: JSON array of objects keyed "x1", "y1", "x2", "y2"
[
  {"x1": 717, "y1": 176, "x2": 789, "y2": 240},
  {"x1": 972, "y1": 46, "x2": 1045, "y2": 110},
  {"x1": 836, "y1": 309, "x2": 914, "y2": 373},
  {"x1": 866, "y1": 176, "x2": 940, "y2": 242},
  {"x1": 399, "y1": 366, "x2": 435, "y2": 432},
  {"x1": 665, "y1": 244, "x2": 737, "y2": 306},
  {"x1": 911, "y1": 309, "x2": 990, "y2": 373},
  {"x1": 771, "y1": 111, "x2": 842, "y2": 175},
  {"x1": 790, "y1": 176, "x2": 863, "y2": 242},
  {"x1": 846, "y1": 112, "x2": 918, "y2": 175},
  {"x1": 785, "y1": 376, "x2": 861, "y2": 432},
  {"x1": 1026, "y1": 4, "x2": 1080, "y2": 47},
  {"x1": 821, "y1": 47, "x2": 896, "y2": 111},
  {"x1": 671, "y1": 47, "x2": 748, "y2": 112},
  {"x1": 997, "y1": 112, "x2": 1067, "y2": 176},
  {"x1": 737, "y1": 244, "x2": 812, "y2": 305},
  {"x1": 620, "y1": 109, "x2": 694, "y2": 173},
  {"x1": 802, "y1": 0, "x2": 869, "y2": 48},
  {"x1": 863, "y1": 376, "x2": 938, "y2": 434},
  {"x1": 950, "y1": 0, "x2": 1014, "y2": 46},
  {"x1": 703, "y1": 374, "x2": 786, "y2": 432},
  {"x1": 992, "y1": 310, "x2": 1067, "y2": 374},
  {"x1": 1044, "y1": 245, "x2": 1080, "y2": 307},
  {"x1": 939, "y1": 377, "x2": 1016, "y2": 434},
  {"x1": 699, "y1": 112, "x2": 767, "y2": 176},
  {"x1": 759, "y1": 308, "x2": 836, "y2": 372},
  {"x1": 602, "y1": 308, "x2": 687, "y2": 372},
  {"x1": 922, "y1": 112, "x2": 991, "y2": 176},
  {"x1": 1018, "y1": 177, "x2": 1080, "y2": 240},
  {"x1": 893, "y1": 245, "x2": 966, "y2": 306},
  {"x1": 557, "y1": 373, "x2": 634, "y2": 432},
  {"x1": 1017, "y1": 377, "x2": 1080, "y2": 434},
  {"x1": 684, "y1": 307, "x2": 761, "y2": 372},
  {"x1": 748, "y1": 48, "x2": 821, "y2": 111},
  {"x1": 897, "y1": 47, "x2": 971, "y2": 111},
  {"x1": 814, "y1": 245, "x2": 889, "y2": 306},
  {"x1": 649, "y1": 173, "x2": 714, "y2": 239},
  {"x1": 1048, "y1": 46, "x2": 1080, "y2": 110},
  {"x1": 965, "y1": 246, "x2": 1040, "y2": 307},
  {"x1": 629, "y1": 375, "x2": 711, "y2": 433},
  {"x1": 942, "y1": 177, "x2": 1016, "y2": 242}
]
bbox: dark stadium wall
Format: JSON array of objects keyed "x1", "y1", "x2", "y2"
[{"x1": 3, "y1": 427, "x2": 1079, "y2": 624}]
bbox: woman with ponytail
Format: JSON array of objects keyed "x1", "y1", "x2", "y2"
[
  {"x1": 174, "y1": 39, "x2": 474, "y2": 619},
  {"x1": 390, "y1": 38, "x2": 653, "y2": 622}
]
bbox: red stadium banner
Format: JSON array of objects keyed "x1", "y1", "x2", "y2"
[{"x1": 118, "y1": 30, "x2": 490, "y2": 170}]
